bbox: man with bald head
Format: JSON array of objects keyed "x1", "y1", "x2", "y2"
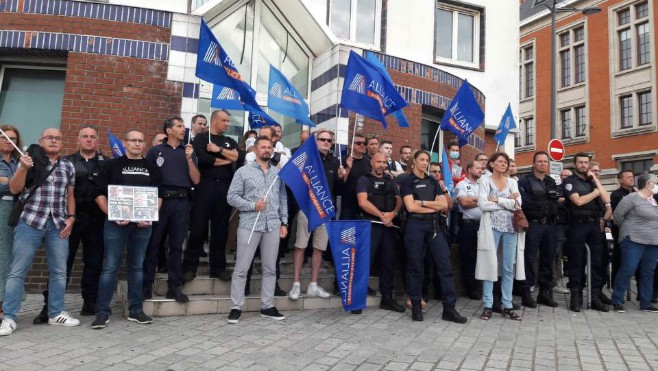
[
  {"x1": 1, "y1": 128, "x2": 78, "y2": 336},
  {"x1": 356, "y1": 152, "x2": 405, "y2": 313}
]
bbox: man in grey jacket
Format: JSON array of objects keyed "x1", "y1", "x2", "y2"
[{"x1": 226, "y1": 136, "x2": 288, "y2": 324}]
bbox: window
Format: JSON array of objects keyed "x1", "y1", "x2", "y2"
[
  {"x1": 328, "y1": 0, "x2": 380, "y2": 45},
  {"x1": 434, "y1": 3, "x2": 482, "y2": 68},
  {"x1": 520, "y1": 44, "x2": 534, "y2": 98},
  {"x1": 616, "y1": 2, "x2": 651, "y2": 71},
  {"x1": 619, "y1": 158, "x2": 654, "y2": 175},
  {"x1": 525, "y1": 117, "x2": 534, "y2": 145},
  {"x1": 575, "y1": 106, "x2": 587, "y2": 137},
  {"x1": 0, "y1": 66, "x2": 66, "y2": 146},
  {"x1": 620, "y1": 95, "x2": 633, "y2": 128},
  {"x1": 558, "y1": 26, "x2": 586, "y2": 87},
  {"x1": 514, "y1": 117, "x2": 534, "y2": 148},
  {"x1": 560, "y1": 109, "x2": 571, "y2": 139},
  {"x1": 421, "y1": 118, "x2": 440, "y2": 153},
  {"x1": 639, "y1": 91, "x2": 652, "y2": 126}
]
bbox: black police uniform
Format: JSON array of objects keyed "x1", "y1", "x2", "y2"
[
  {"x1": 356, "y1": 173, "x2": 399, "y2": 299},
  {"x1": 65, "y1": 152, "x2": 107, "y2": 313},
  {"x1": 518, "y1": 172, "x2": 559, "y2": 306},
  {"x1": 399, "y1": 173, "x2": 457, "y2": 311},
  {"x1": 563, "y1": 173, "x2": 607, "y2": 310},
  {"x1": 183, "y1": 132, "x2": 243, "y2": 279},
  {"x1": 610, "y1": 186, "x2": 634, "y2": 287},
  {"x1": 143, "y1": 141, "x2": 197, "y2": 297}
]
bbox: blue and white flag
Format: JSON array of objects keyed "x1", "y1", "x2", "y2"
[
  {"x1": 326, "y1": 220, "x2": 371, "y2": 312},
  {"x1": 279, "y1": 136, "x2": 335, "y2": 231},
  {"x1": 364, "y1": 51, "x2": 410, "y2": 128},
  {"x1": 210, "y1": 85, "x2": 244, "y2": 111},
  {"x1": 107, "y1": 130, "x2": 125, "y2": 159},
  {"x1": 441, "y1": 146, "x2": 455, "y2": 196},
  {"x1": 268, "y1": 65, "x2": 314, "y2": 126},
  {"x1": 493, "y1": 103, "x2": 516, "y2": 146},
  {"x1": 440, "y1": 80, "x2": 484, "y2": 143},
  {"x1": 195, "y1": 20, "x2": 260, "y2": 110},
  {"x1": 247, "y1": 109, "x2": 279, "y2": 129},
  {"x1": 340, "y1": 51, "x2": 408, "y2": 129}
]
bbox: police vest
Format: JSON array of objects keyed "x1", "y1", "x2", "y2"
[
  {"x1": 68, "y1": 153, "x2": 106, "y2": 217},
  {"x1": 566, "y1": 176, "x2": 602, "y2": 219},
  {"x1": 411, "y1": 175, "x2": 438, "y2": 202},
  {"x1": 362, "y1": 174, "x2": 397, "y2": 220},
  {"x1": 523, "y1": 175, "x2": 558, "y2": 220}
]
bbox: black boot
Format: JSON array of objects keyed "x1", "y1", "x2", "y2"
[
  {"x1": 411, "y1": 299, "x2": 423, "y2": 321},
  {"x1": 521, "y1": 289, "x2": 537, "y2": 308},
  {"x1": 33, "y1": 291, "x2": 49, "y2": 324},
  {"x1": 591, "y1": 289, "x2": 610, "y2": 312},
  {"x1": 596, "y1": 289, "x2": 612, "y2": 305},
  {"x1": 80, "y1": 300, "x2": 97, "y2": 316},
  {"x1": 380, "y1": 296, "x2": 405, "y2": 313},
  {"x1": 537, "y1": 289, "x2": 559, "y2": 307},
  {"x1": 166, "y1": 286, "x2": 189, "y2": 303},
  {"x1": 570, "y1": 289, "x2": 582, "y2": 312}
]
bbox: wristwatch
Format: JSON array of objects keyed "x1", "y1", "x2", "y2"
[
  {"x1": 65, "y1": 214, "x2": 76, "y2": 219},
  {"x1": 281, "y1": 223, "x2": 288, "y2": 227}
]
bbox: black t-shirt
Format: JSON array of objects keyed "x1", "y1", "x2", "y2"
[
  {"x1": 193, "y1": 133, "x2": 242, "y2": 181},
  {"x1": 95, "y1": 156, "x2": 162, "y2": 198},
  {"x1": 340, "y1": 154, "x2": 371, "y2": 208}
]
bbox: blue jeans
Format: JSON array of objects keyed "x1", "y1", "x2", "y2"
[
  {"x1": 483, "y1": 230, "x2": 517, "y2": 309},
  {"x1": 2, "y1": 219, "x2": 69, "y2": 321},
  {"x1": 97, "y1": 220, "x2": 152, "y2": 316},
  {"x1": 612, "y1": 237, "x2": 658, "y2": 310}
]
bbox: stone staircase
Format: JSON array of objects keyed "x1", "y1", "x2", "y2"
[{"x1": 117, "y1": 256, "x2": 381, "y2": 317}]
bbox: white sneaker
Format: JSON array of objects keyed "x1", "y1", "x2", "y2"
[
  {"x1": 307, "y1": 285, "x2": 331, "y2": 298},
  {"x1": 0, "y1": 318, "x2": 16, "y2": 336},
  {"x1": 49, "y1": 311, "x2": 80, "y2": 327},
  {"x1": 553, "y1": 285, "x2": 570, "y2": 294},
  {"x1": 289, "y1": 282, "x2": 301, "y2": 300}
]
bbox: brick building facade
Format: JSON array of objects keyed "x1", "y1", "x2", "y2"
[{"x1": 517, "y1": 0, "x2": 657, "y2": 178}]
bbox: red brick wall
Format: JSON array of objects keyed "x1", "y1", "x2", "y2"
[
  {"x1": 516, "y1": 0, "x2": 658, "y2": 169},
  {"x1": 0, "y1": 10, "x2": 182, "y2": 292}
]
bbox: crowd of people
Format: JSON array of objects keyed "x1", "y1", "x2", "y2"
[{"x1": 0, "y1": 110, "x2": 657, "y2": 335}]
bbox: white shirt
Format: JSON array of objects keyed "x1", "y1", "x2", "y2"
[{"x1": 454, "y1": 177, "x2": 482, "y2": 220}]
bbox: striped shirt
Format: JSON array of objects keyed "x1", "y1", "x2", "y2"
[
  {"x1": 227, "y1": 161, "x2": 287, "y2": 232},
  {"x1": 613, "y1": 192, "x2": 658, "y2": 245},
  {"x1": 20, "y1": 158, "x2": 75, "y2": 230}
]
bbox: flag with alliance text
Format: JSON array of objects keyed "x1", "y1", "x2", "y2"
[
  {"x1": 268, "y1": 65, "x2": 314, "y2": 126},
  {"x1": 107, "y1": 130, "x2": 125, "y2": 159},
  {"x1": 210, "y1": 85, "x2": 244, "y2": 111},
  {"x1": 364, "y1": 51, "x2": 410, "y2": 128},
  {"x1": 340, "y1": 50, "x2": 408, "y2": 129},
  {"x1": 440, "y1": 80, "x2": 484, "y2": 143},
  {"x1": 196, "y1": 20, "x2": 261, "y2": 111},
  {"x1": 278, "y1": 136, "x2": 335, "y2": 231},
  {"x1": 326, "y1": 220, "x2": 371, "y2": 312}
]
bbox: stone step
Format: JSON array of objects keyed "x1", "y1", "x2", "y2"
[
  {"x1": 117, "y1": 281, "x2": 381, "y2": 317},
  {"x1": 152, "y1": 274, "x2": 380, "y2": 296}
]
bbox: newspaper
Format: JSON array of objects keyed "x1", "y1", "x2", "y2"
[{"x1": 107, "y1": 185, "x2": 159, "y2": 222}]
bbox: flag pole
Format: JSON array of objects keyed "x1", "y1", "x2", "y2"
[
  {"x1": 428, "y1": 126, "x2": 441, "y2": 176},
  {"x1": 247, "y1": 177, "x2": 279, "y2": 244},
  {"x1": 0, "y1": 128, "x2": 24, "y2": 157},
  {"x1": 350, "y1": 113, "x2": 357, "y2": 157}
]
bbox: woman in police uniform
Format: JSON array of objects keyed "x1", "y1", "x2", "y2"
[{"x1": 399, "y1": 150, "x2": 466, "y2": 324}]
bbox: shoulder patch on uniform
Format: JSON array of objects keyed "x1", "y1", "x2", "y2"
[{"x1": 565, "y1": 183, "x2": 572, "y2": 191}]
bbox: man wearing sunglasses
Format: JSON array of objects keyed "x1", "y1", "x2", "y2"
[
  {"x1": 289, "y1": 129, "x2": 345, "y2": 300},
  {"x1": 341, "y1": 132, "x2": 371, "y2": 220}
]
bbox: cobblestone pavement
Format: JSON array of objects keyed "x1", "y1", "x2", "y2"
[{"x1": 2, "y1": 289, "x2": 658, "y2": 371}]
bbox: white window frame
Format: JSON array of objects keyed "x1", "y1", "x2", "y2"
[
  {"x1": 615, "y1": 90, "x2": 654, "y2": 132},
  {"x1": 514, "y1": 116, "x2": 535, "y2": 152},
  {"x1": 520, "y1": 42, "x2": 535, "y2": 100},
  {"x1": 434, "y1": 3, "x2": 481, "y2": 69},
  {"x1": 558, "y1": 105, "x2": 589, "y2": 143},
  {"x1": 557, "y1": 24, "x2": 586, "y2": 89},
  {"x1": 327, "y1": 0, "x2": 382, "y2": 48},
  {"x1": 614, "y1": 1, "x2": 652, "y2": 73}
]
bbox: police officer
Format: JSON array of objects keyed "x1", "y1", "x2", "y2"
[
  {"x1": 399, "y1": 150, "x2": 466, "y2": 323},
  {"x1": 183, "y1": 110, "x2": 244, "y2": 282},
  {"x1": 454, "y1": 161, "x2": 484, "y2": 300},
  {"x1": 356, "y1": 152, "x2": 405, "y2": 313},
  {"x1": 33, "y1": 125, "x2": 107, "y2": 324},
  {"x1": 518, "y1": 151, "x2": 559, "y2": 308},
  {"x1": 143, "y1": 116, "x2": 200, "y2": 302},
  {"x1": 563, "y1": 152, "x2": 612, "y2": 312}
]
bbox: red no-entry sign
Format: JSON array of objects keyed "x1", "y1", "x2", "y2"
[{"x1": 547, "y1": 139, "x2": 565, "y2": 162}]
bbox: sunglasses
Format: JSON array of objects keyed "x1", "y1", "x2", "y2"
[
  {"x1": 354, "y1": 141, "x2": 366, "y2": 146},
  {"x1": 317, "y1": 138, "x2": 333, "y2": 143}
]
